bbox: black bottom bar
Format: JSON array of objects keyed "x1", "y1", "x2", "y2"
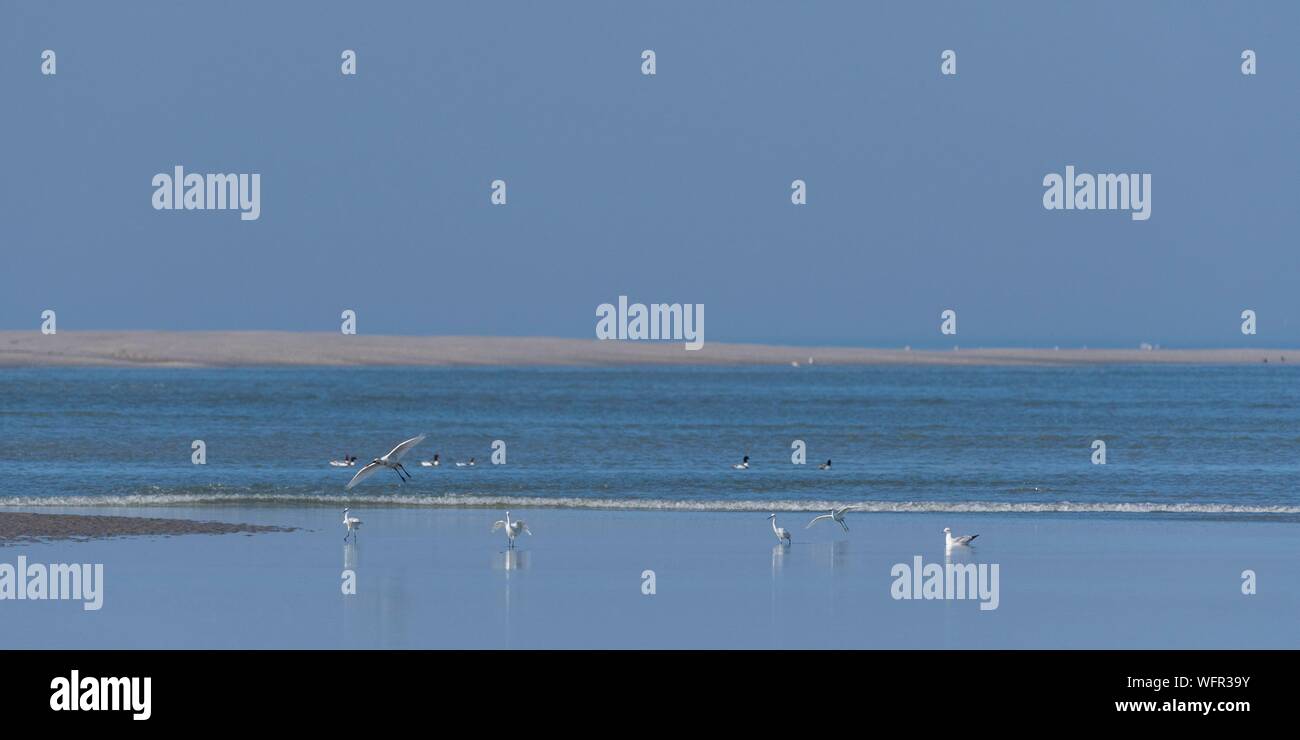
[{"x1": 1, "y1": 649, "x2": 1283, "y2": 726}]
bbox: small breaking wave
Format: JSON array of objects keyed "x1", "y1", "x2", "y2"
[{"x1": 2, "y1": 491, "x2": 1299, "y2": 516}]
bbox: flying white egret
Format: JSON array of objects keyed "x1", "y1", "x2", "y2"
[
  {"x1": 806, "y1": 505, "x2": 855, "y2": 532},
  {"x1": 944, "y1": 527, "x2": 979, "y2": 547},
  {"x1": 769, "y1": 513, "x2": 791, "y2": 545},
  {"x1": 818, "y1": 459, "x2": 832, "y2": 470},
  {"x1": 492, "y1": 510, "x2": 531, "y2": 548},
  {"x1": 345, "y1": 434, "x2": 427, "y2": 489},
  {"x1": 733, "y1": 455, "x2": 750, "y2": 470},
  {"x1": 342, "y1": 508, "x2": 362, "y2": 542}
]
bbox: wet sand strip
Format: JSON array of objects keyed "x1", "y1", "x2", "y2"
[{"x1": 0, "y1": 512, "x2": 295, "y2": 544}]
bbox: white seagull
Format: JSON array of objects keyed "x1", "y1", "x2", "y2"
[
  {"x1": 944, "y1": 527, "x2": 979, "y2": 547},
  {"x1": 342, "y1": 508, "x2": 362, "y2": 542},
  {"x1": 733, "y1": 455, "x2": 750, "y2": 470},
  {"x1": 345, "y1": 434, "x2": 427, "y2": 489},
  {"x1": 769, "y1": 513, "x2": 791, "y2": 545},
  {"x1": 806, "y1": 505, "x2": 855, "y2": 532},
  {"x1": 492, "y1": 510, "x2": 531, "y2": 548}
]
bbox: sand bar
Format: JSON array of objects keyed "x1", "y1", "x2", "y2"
[
  {"x1": 0, "y1": 331, "x2": 1295, "y2": 367},
  {"x1": 0, "y1": 512, "x2": 295, "y2": 544}
]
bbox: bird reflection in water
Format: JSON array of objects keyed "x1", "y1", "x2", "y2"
[
  {"x1": 944, "y1": 543, "x2": 979, "y2": 566},
  {"x1": 343, "y1": 541, "x2": 359, "y2": 570},
  {"x1": 771, "y1": 542, "x2": 787, "y2": 573},
  {"x1": 496, "y1": 548, "x2": 530, "y2": 572},
  {"x1": 829, "y1": 539, "x2": 849, "y2": 570}
]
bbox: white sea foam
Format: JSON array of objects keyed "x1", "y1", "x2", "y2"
[{"x1": 2, "y1": 492, "x2": 1298, "y2": 516}]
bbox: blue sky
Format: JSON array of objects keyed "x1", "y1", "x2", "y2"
[{"x1": 3, "y1": 1, "x2": 1297, "y2": 347}]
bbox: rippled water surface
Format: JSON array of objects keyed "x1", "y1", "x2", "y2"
[{"x1": 3, "y1": 365, "x2": 1298, "y2": 517}]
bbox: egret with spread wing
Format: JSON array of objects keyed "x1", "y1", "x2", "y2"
[
  {"x1": 492, "y1": 510, "x2": 531, "y2": 549},
  {"x1": 806, "y1": 505, "x2": 855, "y2": 533},
  {"x1": 346, "y1": 434, "x2": 427, "y2": 489}
]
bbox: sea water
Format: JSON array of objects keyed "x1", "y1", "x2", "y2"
[{"x1": 2, "y1": 364, "x2": 1297, "y2": 517}]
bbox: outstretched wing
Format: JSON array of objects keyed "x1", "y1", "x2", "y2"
[
  {"x1": 806, "y1": 514, "x2": 833, "y2": 528},
  {"x1": 835, "y1": 506, "x2": 857, "y2": 517},
  {"x1": 346, "y1": 461, "x2": 384, "y2": 489},
  {"x1": 491, "y1": 520, "x2": 505, "y2": 532},
  {"x1": 381, "y1": 434, "x2": 427, "y2": 463}
]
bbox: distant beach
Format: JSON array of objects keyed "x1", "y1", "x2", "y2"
[{"x1": 0, "y1": 331, "x2": 1294, "y2": 367}]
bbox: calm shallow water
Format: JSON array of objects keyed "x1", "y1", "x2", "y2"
[
  {"x1": 2, "y1": 365, "x2": 1299, "y2": 516},
  {"x1": 4, "y1": 507, "x2": 1296, "y2": 649}
]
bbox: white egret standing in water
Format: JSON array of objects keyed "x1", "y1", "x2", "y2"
[
  {"x1": 342, "y1": 508, "x2": 362, "y2": 542},
  {"x1": 769, "y1": 514, "x2": 791, "y2": 545},
  {"x1": 492, "y1": 511, "x2": 531, "y2": 548}
]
